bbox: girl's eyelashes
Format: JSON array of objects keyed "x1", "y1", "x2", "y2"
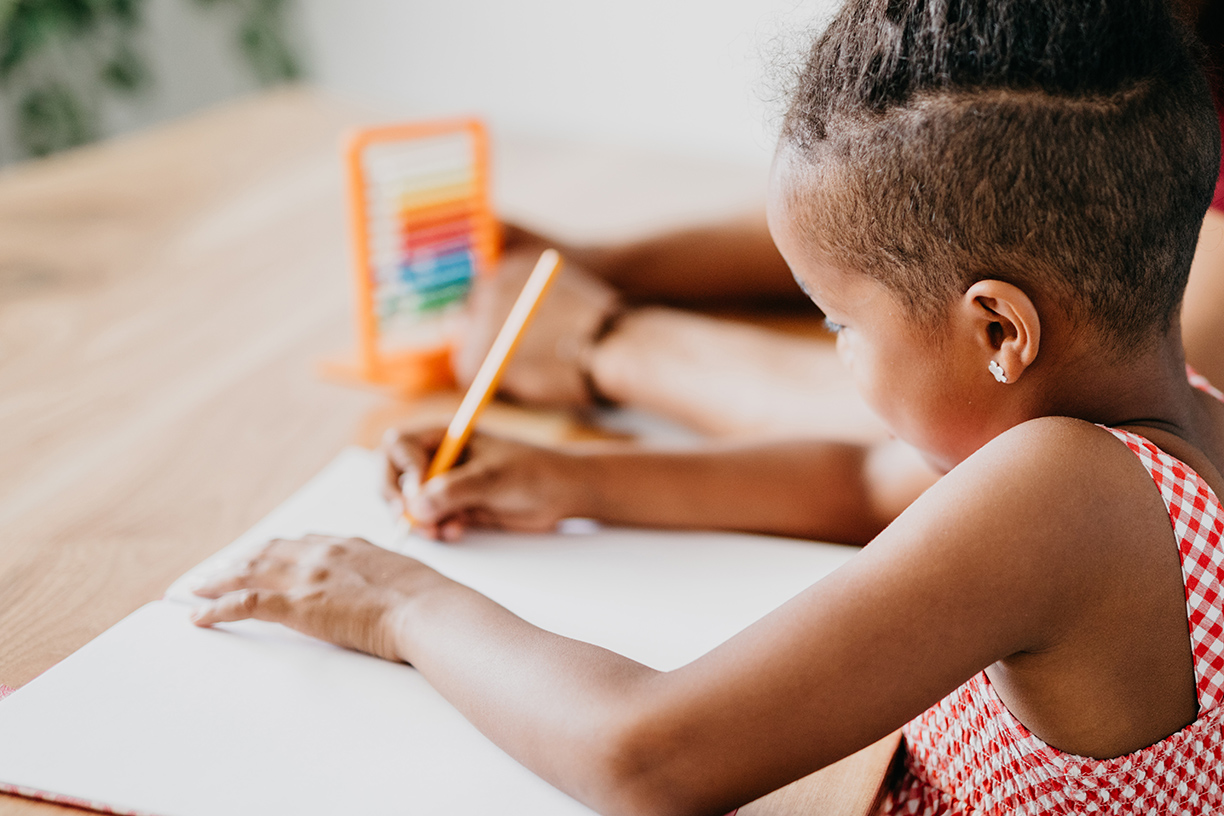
[{"x1": 823, "y1": 317, "x2": 845, "y2": 334}]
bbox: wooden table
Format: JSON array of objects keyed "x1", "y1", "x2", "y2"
[{"x1": 0, "y1": 87, "x2": 896, "y2": 815}]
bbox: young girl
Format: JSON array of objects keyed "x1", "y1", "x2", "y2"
[{"x1": 191, "y1": 0, "x2": 1224, "y2": 812}]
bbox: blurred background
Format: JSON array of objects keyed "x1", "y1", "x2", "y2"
[{"x1": 0, "y1": 0, "x2": 835, "y2": 169}]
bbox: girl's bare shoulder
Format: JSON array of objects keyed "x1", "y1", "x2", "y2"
[
  {"x1": 716, "y1": 417, "x2": 1190, "y2": 765},
  {"x1": 918, "y1": 415, "x2": 1172, "y2": 561},
  {"x1": 859, "y1": 416, "x2": 1177, "y2": 651}
]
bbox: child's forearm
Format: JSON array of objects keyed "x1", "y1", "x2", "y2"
[
  {"x1": 588, "y1": 306, "x2": 888, "y2": 441},
  {"x1": 390, "y1": 571, "x2": 706, "y2": 816},
  {"x1": 192, "y1": 537, "x2": 736, "y2": 816},
  {"x1": 568, "y1": 439, "x2": 937, "y2": 545},
  {"x1": 385, "y1": 429, "x2": 932, "y2": 543},
  {"x1": 571, "y1": 214, "x2": 803, "y2": 308}
]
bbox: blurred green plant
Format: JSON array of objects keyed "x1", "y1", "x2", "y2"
[
  {"x1": 0, "y1": 0, "x2": 300, "y2": 160},
  {"x1": 194, "y1": 0, "x2": 300, "y2": 85}
]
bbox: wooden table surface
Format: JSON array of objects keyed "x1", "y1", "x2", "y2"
[{"x1": 0, "y1": 87, "x2": 896, "y2": 815}]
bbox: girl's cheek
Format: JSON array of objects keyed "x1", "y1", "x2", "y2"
[
  {"x1": 839, "y1": 335, "x2": 876, "y2": 405},
  {"x1": 842, "y1": 336, "x2": 890, "y2": 426},
  {"x1": 834, "y1": 331, "x2": 852, "y2": 367}
]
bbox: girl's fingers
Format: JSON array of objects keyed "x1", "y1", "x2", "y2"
[
  {"x1": 409, "y1": 462, "x2": 501, "y2": 523},
  {"x1": 380, "y1": 432, "x2": 413, "y2": 504},
  {"x1": 439, "y1": 518, "x2": 466, "y2": 542},
  {"x1": 383, "y1": 427, "x2": 447, "y2": 469},
  {"x1": 192, "y1": 573, "x2": 245, "y2": 599},
  {"x1": 190, "y1": 539, "x2": 301, "y2": 598},
  {"x1": 381, "y1": 430, "x2": 416, "y2": 473},
  {"x1": 380, "y1": 427, "x2": 447, "y2": 506},
  {"x1": 407, "y1": 475, "x2": 464, "y2": 525},
  {"x1": 190, "y1": 589, "x2": 290, "y2": 627},
  {"x1": 191, "y1": 560, "x2": 268, "y2": 599},
  {"x1": 382, "y1": 456, "x2": 404, "y2": 514}
]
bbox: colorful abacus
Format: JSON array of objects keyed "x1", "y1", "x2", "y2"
[{"x1": 341, "y1": 118, "x2": 499, "y2": 394}]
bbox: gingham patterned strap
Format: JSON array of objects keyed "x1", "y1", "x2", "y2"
[
  {"x1": 1187, "y1": 365, "x2": 1224, "y2": 402},
  {"x1": 1102, "y1": 426, "x2": 1224, "y2": 712},
  {"x1": 0, "y1": 782, "x2": 163, "y2": 816}
]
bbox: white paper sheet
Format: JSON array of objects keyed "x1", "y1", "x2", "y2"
[{"x1": 0, "y1": 447, "x2": 858, "y2": 816}]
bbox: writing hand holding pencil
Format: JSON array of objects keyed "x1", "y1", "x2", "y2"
[{"x1": 383, "y1": 249, "x2": 565, "y2": 538}]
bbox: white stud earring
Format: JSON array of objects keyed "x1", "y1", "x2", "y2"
[{"x1": 988, "y1": 360, "x2": 1008, "y2": 383}]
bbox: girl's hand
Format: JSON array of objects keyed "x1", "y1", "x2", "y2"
[
  {"x1": 190, "y1": 534, "x2": 438, "y2": 662},
  {"x1": 381, "y1": 428, "x2": 588, "y2": 541}
]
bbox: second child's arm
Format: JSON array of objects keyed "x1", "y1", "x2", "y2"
[
  {"x1": 384, "y1": 430, "x2": 940, "y2": 545},
  {"x1": 458, "y1": 235, "x2": 887, "y2": 440},
  {"x1": 588, "y1": 306, "x2": 886, "y2": 440},
  {"x1": 504, "y1": 216, "x2": 802, "y2": 308}
]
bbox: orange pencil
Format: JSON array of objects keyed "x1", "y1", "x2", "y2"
[{"x1": 404, "y1": 248, "x2": 564, "y2": 523}]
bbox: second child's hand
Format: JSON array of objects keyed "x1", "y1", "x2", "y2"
[{"x1": 456, "y1": 245, "x2": 623, "y2": 408}]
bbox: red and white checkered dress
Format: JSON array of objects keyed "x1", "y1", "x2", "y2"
[{"x1": 879, "y1": 372, "x2": 1224, "y2": 815}]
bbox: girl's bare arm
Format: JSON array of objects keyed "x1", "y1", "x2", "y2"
[
  {"x1": 194, "y1": 419, "x2": 1178, "y2": 815},
  {"x1": 384, "y1": 430, "x2": 938, "y2": 545}
]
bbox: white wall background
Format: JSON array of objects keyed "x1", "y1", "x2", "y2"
[
  {"x1": 2, "y1": 1, "x2": 838, "y2": 171},
  {"x1": 295, "y1": 0, "x2": 837, "y2": 168}
]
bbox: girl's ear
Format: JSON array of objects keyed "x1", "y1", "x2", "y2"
[{"x1": 960, "y1": 280, "x2": 1041, "y2": 384}]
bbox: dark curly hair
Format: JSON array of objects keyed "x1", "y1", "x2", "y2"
[{"x1": 780, "y1": 0, "x2": 1221, "y2": 352}]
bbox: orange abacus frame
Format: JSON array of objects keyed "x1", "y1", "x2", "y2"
[{"x1": 337, "y1": 118, "x2": 500, "y2": 396}]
